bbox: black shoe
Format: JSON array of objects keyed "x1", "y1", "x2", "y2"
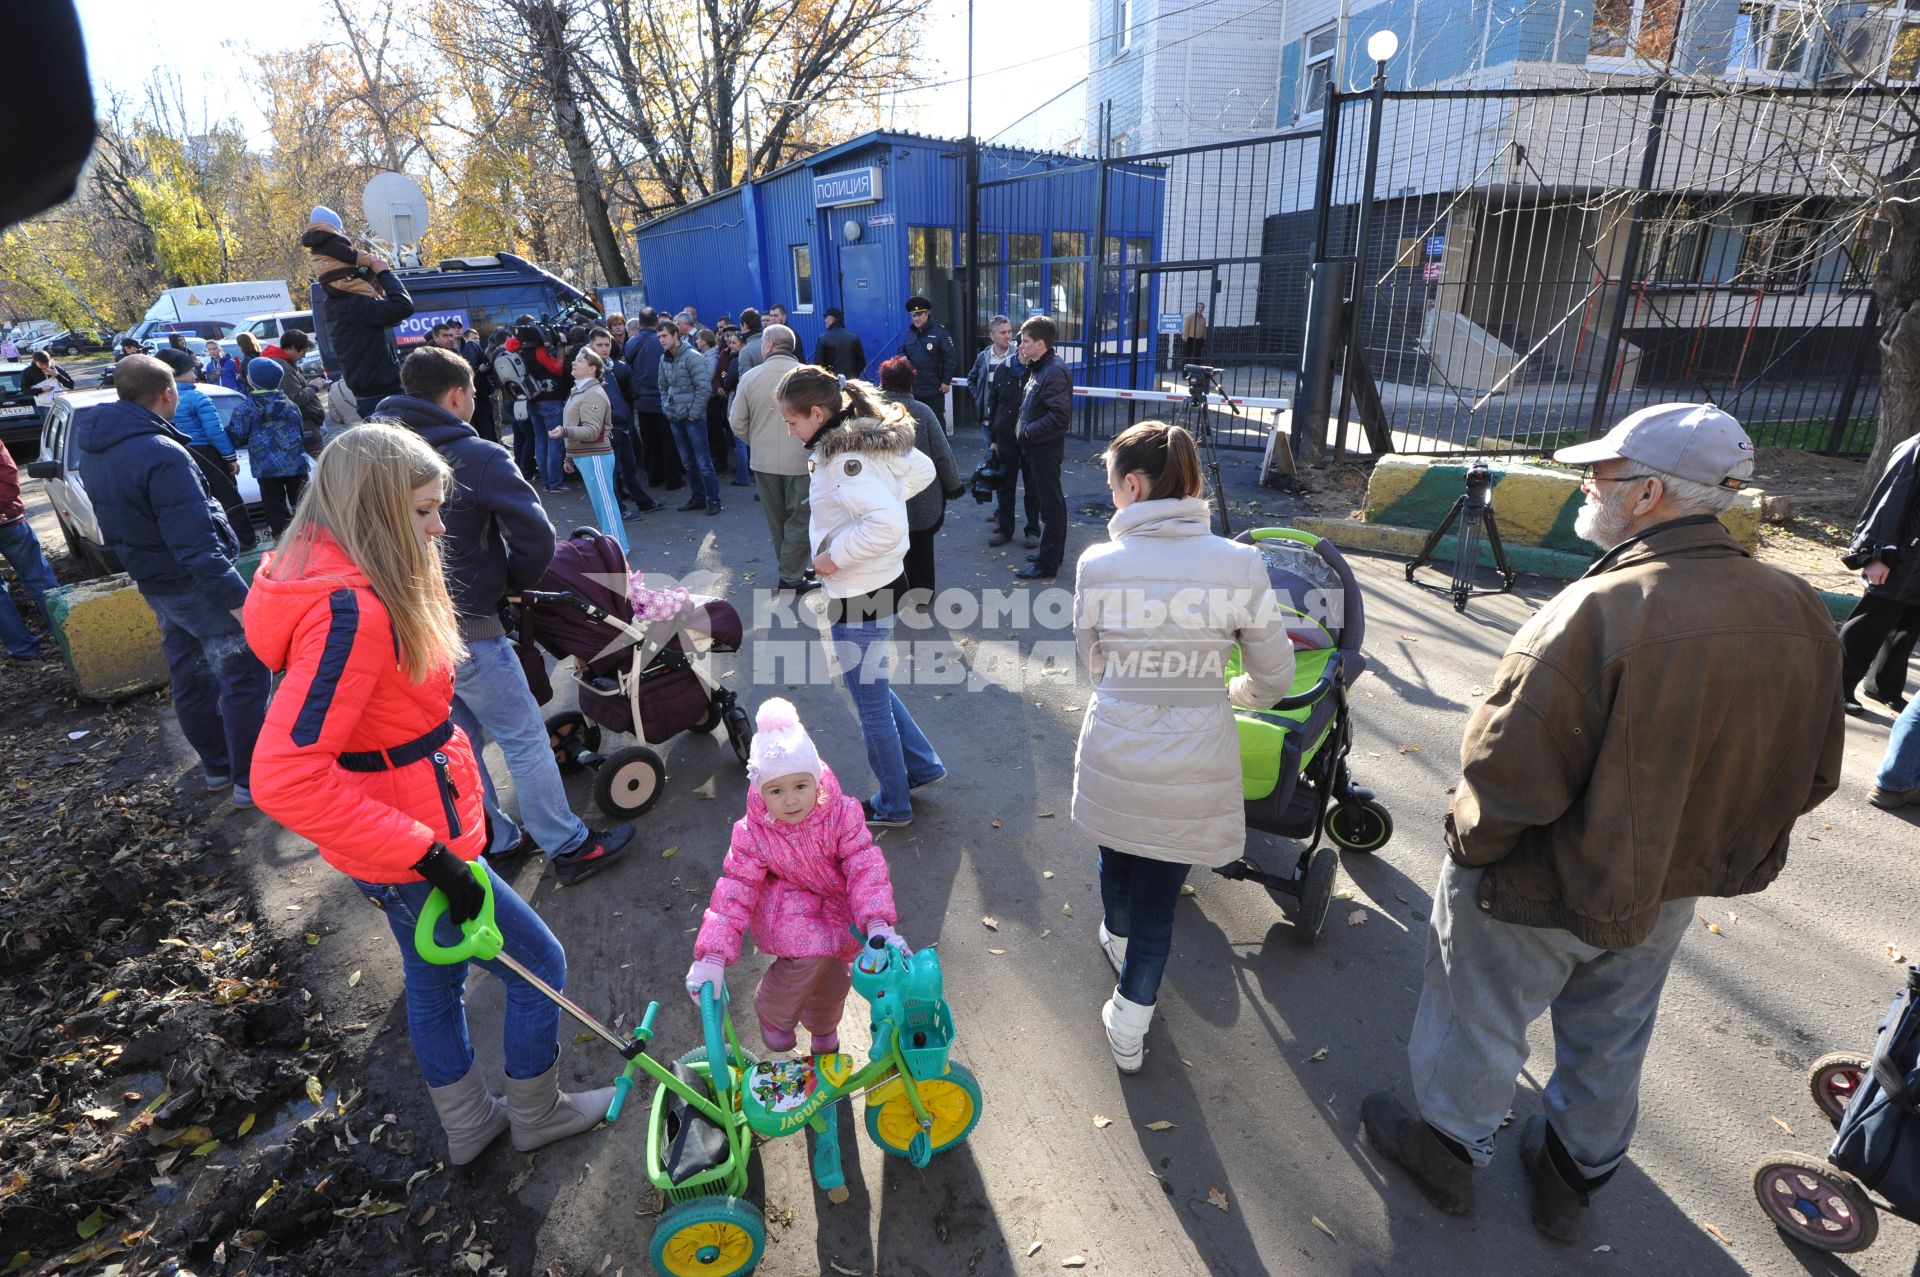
[
  {"x1": 1845, "y1": 696, "x2": 1868, "y2": 716},
  {"x1": 677, "y1": 496, "x2": 705, "y2": 512},
  {"x1": 1014, "y1": 563, "x2": 1055, "y2": 580},
  {"x1": 706, "y1": 500, "x2": 723, "y2": 516},
  {"x1": 779, "y1": 577, "x2": 821, "y2": 595},
  {"x1": 1025, "y1": 534, "x2": 1041, "y2": 549},
  {"x1": 551, "y1": 825, "x2": 636, "y2": 886},
  {"x1": 483, "y1": 829, "x2": 538, "y2": 867},
  {"x1": 1519, "y1": 1117, "x2": 1591, "y2": 1244},
  {"x1": 1360, "y1": 1092, "x2": 1474, "y2": 1215},
  {"x1": 629, "y1": 498, "x2": 661, "y2": 516},
  {"x1": 860, "y1": 800, "x2": 912, "y2": 828},
  {"x1": 988, "y1": 531, "x2": 1013, "y2": 547},
  {"x1": 1868, "y1": 688, "x2": 1910, "y2": 713}
]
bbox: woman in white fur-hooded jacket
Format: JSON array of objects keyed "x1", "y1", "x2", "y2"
[{"x1": 776, "y1": 366, "x2": 947, "y2": 829}]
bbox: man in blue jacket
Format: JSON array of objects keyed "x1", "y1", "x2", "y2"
[
  {"x1": 1014, "y1": 315, "x2": 1073, "y2": 580},
  {"x1": 621, "y1": 306, "x2": 682, "y2": 491},
  {"x1": 380, "y1": 346, "x2": 636, "y2": 886},
  {"x1": 77, "y1": 355, "x2": 269, "y2": 805}
]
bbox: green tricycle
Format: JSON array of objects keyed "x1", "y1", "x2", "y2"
[{"x1": 416, "y1": 865, "x2": 983, "y2": 1277}]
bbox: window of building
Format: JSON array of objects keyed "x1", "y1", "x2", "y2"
[
  {"x1": 1007, "y1": 232, "x2": 1044, "y2": 322},
  {"x1": 1840, "y1": 209, "x2": 1887, "y2": 287},
  {"x1": 1051, "y1": 232, "x2": 1087, "y2": 342},
  {"x1": 974, "y1": 235, "x2": 1002, "y2": 339},
  {"x1": 1737, "y1": 200, "x2": 1816, "y2": 288},
  {"x1": 1890, "y1": 20, "x2": 1920, "y2": 77},
  {"x1": 908, "y1": 226, "x2": 955, "y2": 321},
  {"x1": 1727, "y1": 1, "x2": 1812, "y2": 74},
  {"x1": 790, "y1": 245, "x2": 814, "y2": 313},
  {"x1": 1300, "y1": 25, "x2": 1337, "y2": 118},
  {"x1": 1110, "y1": 0, "x2": 1134, "y2": 57},
  {"x1": 1644, "y1": 201, "x2": 1708, "y2": 284},
  {"x1": 1590, "y1": 0, "x2": 1685, "y2": 60}
]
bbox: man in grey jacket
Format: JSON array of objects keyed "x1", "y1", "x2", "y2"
[{"x1": 729, "y1": 325, "x2": 813, "y2": 591}]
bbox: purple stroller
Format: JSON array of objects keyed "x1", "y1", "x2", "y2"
[{"x1": 515, "y1": 530, "x2": 751, "y2": 819}]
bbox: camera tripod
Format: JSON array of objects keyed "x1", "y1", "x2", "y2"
[
  {"x1": 1404, "y1": 461, "x2": 1517, "y2": 613},
  {"x1": 1178, "y1": 365, "x2": 1238, "y2": 538}
]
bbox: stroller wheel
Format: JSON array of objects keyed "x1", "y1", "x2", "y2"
[
  {"x1": 1751, "y1": 1153, "x2": 1878, "y2": 1253},
  {"x1": 594, "y1": 746, "x2": 666, "y2": 819},
  {"x1": 1808, "y1": 1052, "x2": 1871, "y2": 1126},
  {"x1": 543, "y1": 711, "x2": 601, "y2": 773},
  {"x1": 724, "y1": 705, "x2": 753, "y2": 766},
  {"x1": 1328, "y1": 799, "x2": 1393, "y2": 854},
  {"x1": 1291, "y1": 847, "x2": 1337, "y2": 946},
  {"x1": 694, "y1": 698, "x2": 726, "y2": 734}
]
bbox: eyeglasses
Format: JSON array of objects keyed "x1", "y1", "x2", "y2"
[{"x1": 1582, "y1": 472, "x2": 1655, "y2": 488}]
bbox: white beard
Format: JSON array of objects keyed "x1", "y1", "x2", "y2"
[{"x1": 1574, "y1": 488, "x2": 1636, "y2": 550}]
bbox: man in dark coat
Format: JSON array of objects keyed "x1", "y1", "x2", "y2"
[
  {"x1": 1841, "y1": 433, "x2": 1920, "y2": 714},
  {"x1": 899, "y1": 295, "x2": 956, "y2": 428},
  {"x1": 319, "y1": 253, "x2": 415, "y2": 416},
  {"x1": 812, "y1": 307, "x2": 867, "y2": 379},
  {"x1": 621, "y1": 306, "x2": 681, "y2": 490},
  {"x1": 75, "y1": 354, "x2": 269, "y2": 803},
  {"x1": 380, "y1": 345, "x2": 635, "y2": 884},
  {"x1": 1013, "y1": 314, "x2": 1072, "y2": 580}
]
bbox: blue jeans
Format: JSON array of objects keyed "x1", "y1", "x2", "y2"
[
  {"x1": 0, "y1": 517, "x2": 58, "y2": 657},
  {"x1": 609, "y1": 424, "x2": 651, "y2": 507},
  {"x1": 731, "y1": 435, "x2": 752, "y2": 484},
  {"x1": 511, "y1": 404, "x2": 538, "y2": 481},
  {"x1": 352, "y1": 862, "x2": 567, "y2": 1087},
  {"x1": 1878, "y1": 694, "x2": 1920, "y2": 793},
  {"x1": 531, "y1": 400, "x2": 568, "y2": 490},
  {"x1": 573, "y1": 453, "x2": 628, "y2": 553},
  {"x1": 1097, "y1": 847, "x2": 1192, "y2": 1005},
  {"x1": 669, "y1": 417, "x2": 719, "y2": 503},
  {"x1": 829, "y1": 616, "x2": 944, "y2": 822},
  {"x1": 450, "y1": 635, "x2": 591, "y2": 858},
  {"x1": 144, "y1": 589, "x2": 270, "y2": 785}
]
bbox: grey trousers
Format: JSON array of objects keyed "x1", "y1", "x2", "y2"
[
  {"x1": 1408, "y1": 859, "x2": 1695, "y2": 1179},
  {"x1": 755, "y1": 469, "x2": 812, "y2": 583}
]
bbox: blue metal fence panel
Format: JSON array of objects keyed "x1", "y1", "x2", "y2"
[{"x1": 632, "y1": 189, "x2": 756, "y2": 327}]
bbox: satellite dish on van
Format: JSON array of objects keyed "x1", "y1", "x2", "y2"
[{"x1": 361, "y1": 172, "x2": 431, "y2": 266}]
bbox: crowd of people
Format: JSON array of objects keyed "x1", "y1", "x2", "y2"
[{"x1": 4, "y1": 218, "x2": 1917, "y2": 1252}]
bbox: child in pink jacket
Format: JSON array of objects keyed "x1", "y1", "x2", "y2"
[{"x1": 686, "y1": 699, "x2": 905, "y2": 1054}]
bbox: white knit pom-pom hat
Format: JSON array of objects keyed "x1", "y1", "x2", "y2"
[{"x1": 746, "y1": 698, "x2": 822, "y2": 787}]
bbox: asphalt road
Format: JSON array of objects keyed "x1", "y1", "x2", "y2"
[{"x1": 213, "y1": 433, "x2": 1919, "y2": 1276}]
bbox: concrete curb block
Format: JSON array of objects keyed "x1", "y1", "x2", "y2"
[
  {"x1": 47, "y1": 547, "x2": 270, "y2": 701},
  {"x1": 1364, "y1": 455, "x2": 1764, "y2": 554},
  {"x1": 1291, "y1": 516, "x2": 1599, "y2": 580}
]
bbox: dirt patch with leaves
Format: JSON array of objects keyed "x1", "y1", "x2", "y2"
[{"x1": 0, "y1": 654, "x2": 527, "y2": 1276}]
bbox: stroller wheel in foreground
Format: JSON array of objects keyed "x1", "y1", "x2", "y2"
[
  {"x1": 1808, "y1": 1052, "x2": 1871, "y2": 1126},
  {"x1": 694, "y1": 698, "x2": 725, "y2": 734},
  {"x1": 1751, "y1": 1153, "x2": 1877, "y2": 1254},
  {"x1": 594, "y1": 746, "x2": 666, "y2": 819},
  {"x1": 724, "y1": 706, "x2": 753, "y2": 765},
  {"x1": 544, "y1": 711, "x2": 601, "y2": 773},
  {"x1": 1289, "y1": 847, "x2": 1338, "y2": 946},
  {"x1": 649, "y1": 1195, "x2": 765, "y2": 1277},
  {"x1": 1328, "y1": 800, "x2": 1393, "y2": 854}
]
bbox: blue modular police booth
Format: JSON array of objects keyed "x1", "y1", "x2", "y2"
[{"x1": 631, "y1": 131, "x2": 1164, "y2": 394}]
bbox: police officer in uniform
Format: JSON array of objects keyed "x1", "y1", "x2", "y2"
[{"x1": 899, "y1": 295, "x2": 957, "y2": 430}]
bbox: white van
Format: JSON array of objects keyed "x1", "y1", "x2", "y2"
[
  {"x1": 237, "y1": 310, "x2": 315, "y2": 348},
  {"x1": 126, "y1": 281, "x2": 295, "y2": 351}
]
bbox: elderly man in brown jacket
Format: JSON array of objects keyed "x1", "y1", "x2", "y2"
[{"x1": 1362, "y1": 403, "x2": 1845, "y2": 1244}]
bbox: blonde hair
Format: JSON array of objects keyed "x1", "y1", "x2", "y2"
[{"x1": 273, "y1": 422, "x2": 465, "y2": 682}]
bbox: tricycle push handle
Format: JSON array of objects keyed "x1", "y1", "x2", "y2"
[{"x1": 414, "y1": 859, "x2": 503, "y2": 964}]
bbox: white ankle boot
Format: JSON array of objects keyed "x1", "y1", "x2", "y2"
[
  {"x1": 1101, "y1": 988, "x2": 1154, "y2": 1073},
  {"x1": 426, "y1": 1066, "x2": 510, "y2": 1165},
  {"x1": 504, "y1": 1061, "x2": 614, "y2": 1152},
  {"x1": 1098, "y1": 922, "x2": 1128, "y2": 976}
]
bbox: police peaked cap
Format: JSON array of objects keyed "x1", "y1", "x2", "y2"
[{"x1": 905, "y1": 296, "x2": 932, "y2": 313}]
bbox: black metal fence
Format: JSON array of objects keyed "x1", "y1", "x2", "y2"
[{"x1": 975, "y1": 83, "x2": 1899, "y2": 458}]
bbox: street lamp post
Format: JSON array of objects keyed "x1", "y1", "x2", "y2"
[{"x1": 1334, "y1": 29, "x2": 1399, "y2": 456}]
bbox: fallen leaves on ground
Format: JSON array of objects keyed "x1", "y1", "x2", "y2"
[
  {"x1": 1704, "y1": 1222, "x2": 1733, "y2": 1246},
  {"x1": 1144, "y1": 1120, "x2": 1176, "y2": 1132},
  {"x1": 1699, "y1": 915, "x2": 1723, "y2": 936},
  {"x1": 1027, "y1": 1240, "x2": 1044, "y2": 1256},
  {"x1": 1347, "y1": 910, "x2": 1367, "y2": 926},
  {"x1": 660, "y1": 845, "x2": 678, "y2": 859},
  {"x1": 981, "y1": 916, "x2": 999, "y2": 931},
  {"x1": 1061, "y1": 1257, "x2": 1087, "y2": 1269},
  {"x1": 1092, "y1": 1115, "x2": 1112, "y2": 1128},
  {"x1": 1771, "y1": 1115, "x2": 1796, "y2": 1137},
  {"x1": 1306, "y1": 1048, "x2": 1329, "y2": 1063},
  {"x1": 1208, "y1": 1187, "x2": 1230, "y2": 1212},
  {"x1": 1312, "y1": 1215, "x2": 1337, "y2": 1240}
]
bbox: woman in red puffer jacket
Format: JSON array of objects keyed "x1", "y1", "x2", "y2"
[{"x1": 244, "y1": 421, "x2": 609, "y2": 1168}]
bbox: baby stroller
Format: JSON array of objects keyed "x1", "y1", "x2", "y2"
[
  {"x1": 514, "y1": 528, "x2": 752, "y2": 820},
  {"x1": 1213, "y1": 528, "x2": 1393, "y2": 944}
]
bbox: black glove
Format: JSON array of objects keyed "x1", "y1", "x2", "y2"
[{"x1": 413, "y1": 842, "x2": 485, "y2": 927}]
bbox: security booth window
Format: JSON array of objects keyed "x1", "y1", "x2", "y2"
[
  {"x1": 791, "y1": 245, "x2": 814, "y2": 313},
  {"x1": 1300, "y1": 24, "x2": 1337, "y2": 118},
  {"x1": 1052, "y1": 231, "x2": 1087, "y2": 342},
  {"x1": 974, "y1": 234, "x2": 1002, "y2": 341},
  {"x1": 909, "y1": 226, "x2": 955, "y2": 324},
  {"x1": 1007, "y1": 233, "x2": 1043, "y2": 322}
]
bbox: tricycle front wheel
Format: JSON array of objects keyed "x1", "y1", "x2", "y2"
[
  {"x1": 865, "y1": 1062, "x2": 982, "y2": 1159},
  {"x1": 649, "y1": 1195, "x2": 765, "y2": 1276}
]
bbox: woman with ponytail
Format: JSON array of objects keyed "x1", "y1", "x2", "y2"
[
  {"x1": 243, "y1": 423, "x2": 611, "y2": 1169},
  {"x1": 777, "y1": 366, "x2": 948, "y2": 827},
  {"x1": 1071, "y1": 420, "x2": 1295, "y2": 1074}
]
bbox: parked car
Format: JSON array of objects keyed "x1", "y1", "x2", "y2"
[
  {"x1": 46, "y1": 330, "x2": 111, "y2": 356},
  {"x1": 0, "y1": 362, "x2": 45, "y2": 457},
  {"x1": 117, "y1": 319, "x2": 239, "y2": 354},
  {"x1": 238, "y1": 310, "x2": 315, "y2": 349},
  {"x1": 23, "y1": 385, "x2": 262, "y2": 578}
]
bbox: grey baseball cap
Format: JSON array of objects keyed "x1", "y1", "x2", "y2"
[{"x1": 1553, "y1": 402, "x2": 1755, "y2": 490}]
